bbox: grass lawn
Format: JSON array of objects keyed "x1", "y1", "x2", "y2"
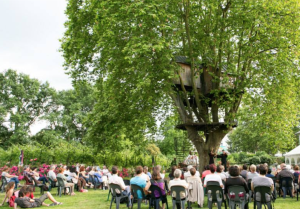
[{"x1": 0, "y1": 187, "x2": 299, "y2": 209}]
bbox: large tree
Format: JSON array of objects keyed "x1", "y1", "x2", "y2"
[
  {"x1": 61, "y1": 0, "x2": 300, "y2": 170},
  {"x1": 0, "y1": 70, "x2": 56, "y2": 146}
]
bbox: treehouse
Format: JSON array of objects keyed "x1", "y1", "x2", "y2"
[
  {"x1": 173, "y1": 56, "x2": 238, "y2": 132},
  {"x1": 173, "y1": 56, "x2": 236, "y2": 108}
]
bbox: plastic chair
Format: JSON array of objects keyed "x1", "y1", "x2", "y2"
[
  {"x1": 48, "y1": 178, "x2": 57, "y2": 191},
  {"x1": 109, "y1": 183, "x2": 129, "y2": 209},
  {"x1": 131, "y1": 184, "x2": 148, "y2": 209},
  {"x1": 206, "y1": 181, "x2": 227, "y2": 209},
  {"x1": 56, "y1": 177, "x2": 71, "y2": 197},
  {"x1": 280, "y1": 177, "x2": 293, "y2": 198},
  {"x1": 0, "y1": 177, "x2": 7, "y2": 193},
  {"x1": 149, "y1": 184, "x2": 168, "y2": 209},
  {"x1": 247, "y1": 179, "x2": 252, "y2": 203},
  {"x1": 170, "y1": 186, "x2": 186, "y2": 209},
  {"x1": 227, "y1": 185, "x2": 249, "y2": 209},
  {"x1": 253, "y1": 186, "x2": 274, "y2": 209}
]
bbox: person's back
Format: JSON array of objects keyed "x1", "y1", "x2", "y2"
[
  {"x1": 251, "y1": 165, "x2": 274, "y2": 208},
  {"x1": 247, "y1": 164, "x2": 259, "y2": 181},
  {"x1": 224, "y1": 166, "x2": 249, "y2": 196},
  {"x1": 130, "y1": 166, "x2": 148, "y2": 199}
]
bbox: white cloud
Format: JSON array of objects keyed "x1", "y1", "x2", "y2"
[{"x1": 0, "y1": 0, "x2": 72, "y2": 90}]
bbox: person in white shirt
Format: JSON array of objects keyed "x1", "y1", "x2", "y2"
[
  {"x1": 184, "y1": 165, "x2": 200, "y2": 180},
  {"x1": 47, "y1": 165, "x2": 57, "y2": 182},
  {"x1": 108, "y1": 166, "x2": 131, "y2": 207},
  {"x1": 169, "y1": 169, "x2": 189, "y2": 208},
  {"x1": 102, "y1": 166, "x2": 109, "y2": 176},
  {"x1": 204, "y1": 164, "x2": 223, "y2": 188}
]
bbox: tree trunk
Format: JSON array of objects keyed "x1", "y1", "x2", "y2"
[{"x1": 185, "y1": 126, "x2": 228, "y2": 173}]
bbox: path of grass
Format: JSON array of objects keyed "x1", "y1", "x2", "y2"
[{"x1": 0, "y1": 187, "x2": 299, "y2": 209}]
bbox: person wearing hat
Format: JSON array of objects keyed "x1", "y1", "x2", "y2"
[{"x1": 217, "y1": 150, "x2": 228, "y2": 172}]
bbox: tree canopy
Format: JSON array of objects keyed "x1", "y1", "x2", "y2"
[{"x1": 61, "y1": 0, "x2": 300, "y2": 168}]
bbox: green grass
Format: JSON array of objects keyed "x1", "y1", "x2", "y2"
[{"x1": 0, "y1": 187, "x2": 299, "y2": 209}]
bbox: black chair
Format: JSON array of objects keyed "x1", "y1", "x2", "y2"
[
  {"x1": 170, "y1": 186, "x2": 186, "y2": 209},
  {"x1": 109, "y1": 183, "x2": 129, "y2": 209},
  {"x1": 206, "y1": 181, "x2": 227, "y2": 209},
  {"x1": 280, "y1": 177, "x2": 293, "y2": 198},
  {"x1": 253, "y1": 186, "x2": 274, "y2": 209},
  {"x1": 227, "y1": 185, "x2": 249, "y2": 209},
  {"x1": 56, "y1": 177, "x2": 71, "y2": 197},
  {"x1": 0, "y1": 177, "x2": 8, "y2": 193},
  {"x1": 149, "y1": 184, "x2": 168, "y2": 209},
  {"x1": 131, "y1": 184, "x2": 148, "y2": 209},
  {"x1": 247, "y1": 179, "x2": 253, "y2": 202},
  {"x1": 124, "y1": 180, "x2": 130, "y2": 186},
  {"x1": 48, "y1": 178, "x2": 57, "y2": 191}
]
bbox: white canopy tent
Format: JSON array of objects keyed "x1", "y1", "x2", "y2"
[
  {"x1": 284, "y1": 131, "x2": 300, "y2": 165},
  {"x1": 284, "y1": 146, "x2": 300, "y2": 165}
]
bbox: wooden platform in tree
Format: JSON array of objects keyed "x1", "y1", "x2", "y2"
[{"x1": 176, "y1": 122, "x2": 237, "y2": 131}]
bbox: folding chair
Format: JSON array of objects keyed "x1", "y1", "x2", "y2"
[
  {"x1": 253, "y1": 186, "x2": 275, "y2": 209},
  {"x1": 131, "y1": 184, "x2": 148, "y2": 209},
  {"x1": 56, "y1": 177, "x2": 71, "y2": 197},
  {"x1": 206, "y1": 181, "x2": 227, "y2": 209},
  {"x1": 149, "y1": 184, "x2": 168, "y2": 209},
  {"x1": 227, "y1": 185, "x2": 249, "y2": 209},
  {"x1": 170, "y1": 186, "x2": 186, "y2": 209},
  {"x1": 0, "y1": 177, "x2": 7, "y2": 193},
  {"x1": 280, "y1": 177, "x2": 293, "y2": 198},
  {"x1": 109, "y1": 183, "x2": 130, "y2": 209}
]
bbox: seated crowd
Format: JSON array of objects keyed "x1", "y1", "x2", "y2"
[{"x1": 0, "y1": 162, "x2": 298, "y2": 208}]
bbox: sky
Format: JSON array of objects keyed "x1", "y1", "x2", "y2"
[
  {"x1": 0, "y1": 0, "x2": 72, "y2": 91},
  {"x1": 0, "y1": 0, "x2": 72, "y2": 133}
]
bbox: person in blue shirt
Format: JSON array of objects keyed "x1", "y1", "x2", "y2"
[
  {"x1": 266, "y1": 168, "x2": 275, "y2": 178},
  {"x1": 130, "y1": 166, "x2": 151, "y2": 199}
]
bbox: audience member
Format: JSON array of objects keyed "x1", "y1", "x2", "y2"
[
  {"x1": 225, "y1": 165, "x2": 249, "y2": 209},
  {"x1": 109, "y1": 166, "x2": 132, "y2": 207},
  {"x1": 168, "y1": 166, "x2": 177, "y2": 180},
  {"x1": 14, "y1": 186, "x2": 62, "y2": 208},
  {"x1": 247, "y1": 164, "x2": 259, "y2": 181},
  {"x1": 144, "y1": 166, "x2": 152, "y2": 179},
  {"x1": 145, "y1": 168, "x2": 167, "y2": 209},
  {"x1": 68, "y1": 166, "x2": 87, "y2": 192},
  {"x1": 2, "y1": 167, "x2": 20, "y2": 189},
  {"x1": 186, "y1": 168, "x2": 204, "y2": 207},
  {"x1": 266, "y1": 169, "x2": 275, "y2": 178},
  {"x1": 204, "y1": 164, "x2": 223, "y2": 188},
  {"x1": 57, "y1": 167, "x2": 75, "y2": 196},
  {"x1": 201, "y1": 165, "x2": 211, "y2": 180},
  {"x1": 216, "y1": 165, "x2": 226, "y2": 181},
  {"x1": 240, "y1": 165, "x2": 248, "y2": 179},
  {"x1": 130, "y1": 166, "x2": 151, "y2": 199},
  {"x1": 251, "y1": 165, "x2": 274, "y2": 209}
]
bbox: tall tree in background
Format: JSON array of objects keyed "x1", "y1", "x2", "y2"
[
  {"x1": 61, "y1": 0, "x2": 300, "y2": 170},
  {"x1": 42, "y1": 82, "x2": 95, "y2": 143},
  {"x1": 0, "y1": 70, "x2": 56, "y2": 147}
]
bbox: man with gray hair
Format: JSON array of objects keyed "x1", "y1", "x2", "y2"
[
  {"x1": 47, "y1": 165, "x2": 57, "y2": 182},
  {"x1": 277, "y1": 163, "x2": 294, "y2": 181},
  {"x1": 169, "y1": 169, "x2": 188, "y2": 209}
]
